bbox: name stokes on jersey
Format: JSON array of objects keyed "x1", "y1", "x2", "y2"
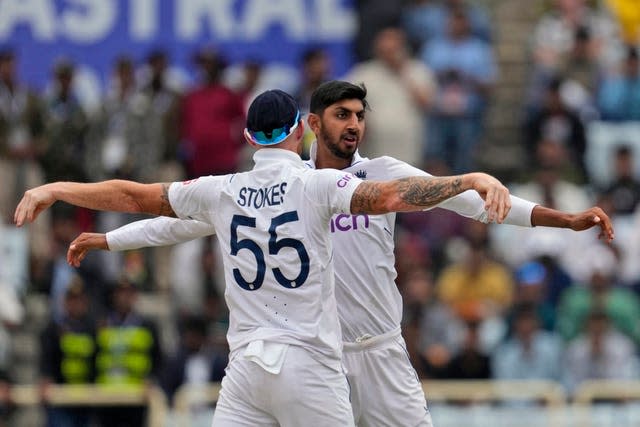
[{"x1": 237, "y1": 182, "x2": 288, "y2": 209}]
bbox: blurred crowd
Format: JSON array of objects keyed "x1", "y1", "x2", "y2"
[{"x1": 1, "y1": 0, "x2": 640, "y2": 425}]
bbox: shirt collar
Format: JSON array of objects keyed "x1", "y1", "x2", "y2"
[
  {"x1": 253, "y1": 148, "x2": 306, "y2": 169},
  {"x1": 306, "y1": 140, "x2": 367, "y2": 170}
]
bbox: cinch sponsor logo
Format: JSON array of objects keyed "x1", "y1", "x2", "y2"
[
  {"x1": 330, "y1": 214, "x2": 369, "y2": 232},
  {"x1": 337, "y1": 174, "x2": 354, "y2": 188},
  {"x1": 182, "y1": 178, "x2": 199, "y2": 185}
]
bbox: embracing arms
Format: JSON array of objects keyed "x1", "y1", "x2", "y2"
[{"x1": 15, "y1": 173, "x2": 510, "y2": 226}]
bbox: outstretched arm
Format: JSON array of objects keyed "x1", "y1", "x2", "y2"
[
  {"x1": 435, "y1": 189, "x2": 614, "y2": 243},
  {"x1": 14, "y1": 180, "x2": 176, "y2": 226},
  {"x1": 67, "y1": 218, "x2": 215, "y2": 267},
  {"x1": 351, "y1": 172, "x2": 511, "y2": 223},
  {"x1": 531, "y1": 205, "x2": 614, "y2": 242}
]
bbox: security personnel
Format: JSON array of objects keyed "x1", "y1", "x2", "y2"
[
  {"x1": 39, "y1": 276, "x2": 96, "y2": 427},
  {"x1": 95, "y1": 278, "x2": 161, "y2": 427}
]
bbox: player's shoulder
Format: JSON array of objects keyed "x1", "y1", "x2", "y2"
[
  {"x1": 306, "y1": 167, "x2": 352, "y2": 182},
  {"x1": 346, "y1": 156, "x2": 417, "y2": 180}
]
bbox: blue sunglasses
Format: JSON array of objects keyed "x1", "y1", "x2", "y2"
[{"x1": 245, "y1": 111, "x2": 301, "y2": 146}]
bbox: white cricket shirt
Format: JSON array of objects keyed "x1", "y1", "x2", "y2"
[
  {"x1": 305, "y1": 144, "x2": 537, "y2": 342},
  {"x1": 168, "y1": 148, "x2": 362, "y2": 368}
]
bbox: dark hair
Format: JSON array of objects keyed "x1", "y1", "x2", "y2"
[
  {"x1": 616, "y1": 145, "x2": 632, "y2": 157},
  {"x1": 181, "y1": 315, "x2": 208, "y2": 337},
  {"x1": 575, "y1": 25, "x2": 590, "y2": 42},
  {"x1": 115, "y1": 55, "x2": 134, "y2": 72},
  {"x1": 309, "y1": 80, "x2": 369, "y2": 114},
  {"x1": 513, "y1": 302, "x2": 538, "y2": 322},
  {"x1": 301, "y1": 47, "x2": 326, "y2": 64}
]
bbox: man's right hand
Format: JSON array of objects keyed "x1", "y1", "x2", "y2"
[
  {"x1": 14, "y1": 184, "x2": 57, "y2": 227},
  {"x1": 67, "y1": 232, "x2": 109, "y2": 267}
]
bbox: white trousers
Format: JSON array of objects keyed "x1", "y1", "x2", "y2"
[
  {"x1": 343, "y1": 328, "x2": 434, "y2": 427},
  {"x1": 212, "y1": 344, "x2": 354, "y2": 427}
]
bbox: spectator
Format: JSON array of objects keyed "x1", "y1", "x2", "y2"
[
  {"x1": 40, "y1": 59, "x2": 89, "y2": 183},
  {"x1": 39, "y1": 277, "x2": 96, "y2": 427},
  {"x1": 555, "y1": 26, "x2": 601, "y2": 120},
  {"x1": 293, "y1": 48, "x2": 330, "y2": 158},
  {"x1": 436, "y1": 238, "x2": 515, "y2": 323},
  {"x1": 401, "y1": 268, "x2": 465, "y2": 379},
  {"x1": 556, "y1": 244, "x2": 640, "y2": 345},
  {"x1": 234, "y1": 60, "x2": 263, "y2": 109},
  {"x1": 525, "y1": 28, "x2": 600, "y2": 122},
  {"x1": 294, "y1": 48, "x2": 330, "y2": 117},
  {"x1": 0, "y1": 48, "x2": 45, "y2": 209},
  {"x1": 179, "y1": 47, "x2": 245, "y2": 178},
  {"x1": 444, "y1": 320, "x2": 492, "y2": 379},
  {"x1": 0, "y1": 48, "x2": 50, "y2": 265},
  {"x1": 160, "y1": 315, "x2": 227, "y2": 404},
  {"x1": 137, "y1": 50, "x2": 183, "y2": 180},
  {"x1": 347, "y1": 27, "x2": 435, "y2": 165},
  {"x1": 403, "y1": 0, "x2": 492, "y2": 51},
  {"x1": 420, "y1": 8, "x2": 497, "y2": 173},
  {"x1": 353, "y1": 0, "x2": 404, "y2": 60},
  {"x1": 601, "y1": 145, "x2": 640, "y2": 216},
  {"x1": 95, "y1": 279, "x2": 162, "y2": 427},
  {"x1": 89, "y1": 55, "x2": 174, "y2": 183},
  {"x1": 562, "y1": 309, "x2": 638, "y2": 395},
  {"x1": 525, "y1": 77, "x2": 588, "y2": 182},
  {"x1": 512, "y1": 261, "x2": 557, "y2": 331},
  {"x1": 492, "y1": 303, "x2": 563, "y2": 381},
  {"x1": 39, "y1": 207, "x2": 105, "y2": 323},
  {"x1": 597, "y1": 45, "x2": 640, "y2": 121},
  {"x1": 531, "y1": 0, "x2": 622, "y2": 71}
]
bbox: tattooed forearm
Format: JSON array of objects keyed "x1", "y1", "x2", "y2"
[
  {"x1": 397, "y1": 176, "x2": 463, "y2": 207},
  {"x1": 158, "y1": 183, "x2": 178, "y2": 217},
  {"x1": 351, "y1": 182, "x2": 383, "y2": 214},
  {"x1": 350, "y1": 176, "x2": 466, "y2": 215}
]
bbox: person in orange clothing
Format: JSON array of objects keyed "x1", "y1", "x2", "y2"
[{"x1": 436, "y1": 236, "x2": 514, "y2": 349}]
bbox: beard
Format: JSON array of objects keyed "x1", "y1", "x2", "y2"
[{"x1": 320, "y1": 127, "x2": 358, "y2": 160}]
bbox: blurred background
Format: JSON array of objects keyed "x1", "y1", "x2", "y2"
[{"x1": 1, "y1": 0, "x2": 640, "y2": 426}]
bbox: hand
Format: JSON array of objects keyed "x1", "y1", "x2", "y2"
[
  {"x1": 567, "y1": 207, "x2": 615, "y2": 243},
  {"x1": 67, "y1": 233, "x2": 109, "y2": 267},
  {"x1": 468, "y1": 173, "x2": 511, "y2": 223},
  {"x1": 14, "y1": 184, "x2": 56, "y2": 227}
]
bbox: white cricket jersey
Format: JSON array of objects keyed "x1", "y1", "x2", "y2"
[
  {"x1": 168, "y1": 148, "x2": 362, "y2": 368},
  {"x1": 305, "y1": 144, "x2": 537, "y2": 342}
]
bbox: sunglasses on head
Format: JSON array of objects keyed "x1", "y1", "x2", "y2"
[{"x1": 245, "y1": 111, "x2": 301, "y2": 146}]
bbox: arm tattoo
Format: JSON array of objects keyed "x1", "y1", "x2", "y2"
[
  {"x1": 159, "y1": 183, "x2": 177, "y2": 217},
  {"x1": 351, "y1": 176, "x2": 464, "y2": 214},
  {"x1": 397, "y1": 176, "x2": 463, "y2": 207},
  {"x1": 351, "y1": 182, "x2": 382, "y2": 214}
]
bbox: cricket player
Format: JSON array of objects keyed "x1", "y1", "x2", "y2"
[
  {"x1": 65, "y1": 82, "x2": 613, "y2": 427},
  {"x1": 15, "y1": 89, "x2": 516, "y2": 427}
]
